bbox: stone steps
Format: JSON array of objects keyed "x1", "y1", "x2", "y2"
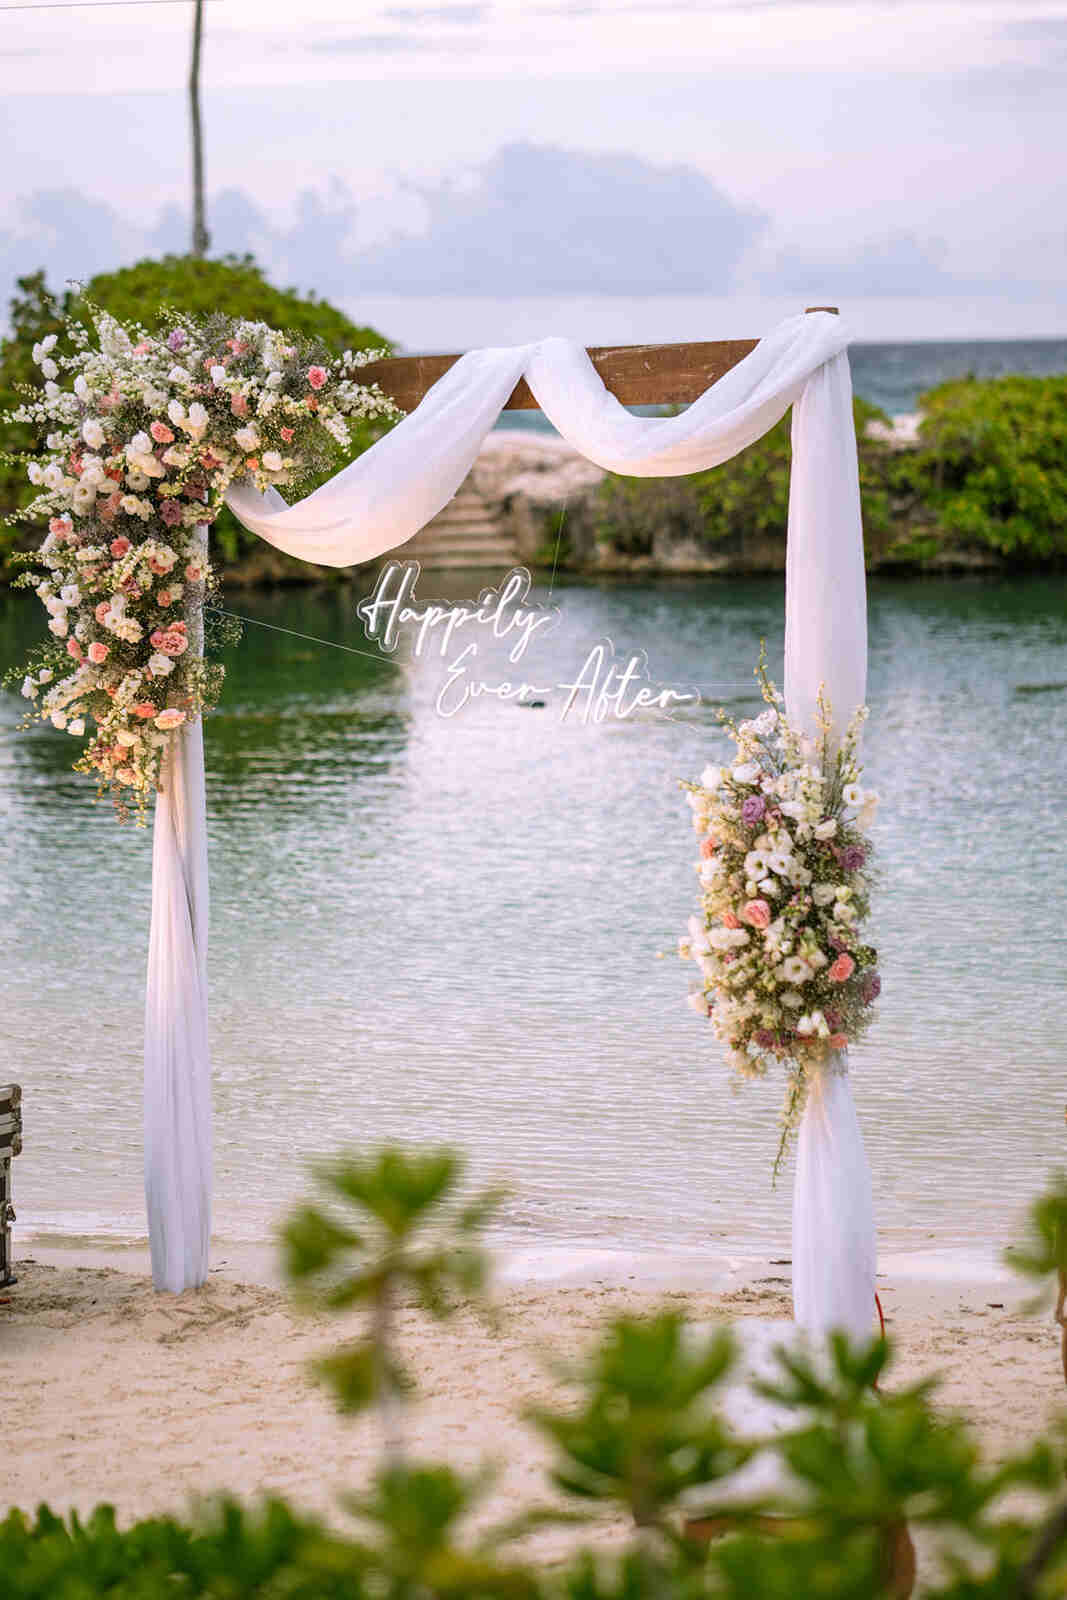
[{"x1": 404, "y1": 485, "x2": 519, "y2": 569}]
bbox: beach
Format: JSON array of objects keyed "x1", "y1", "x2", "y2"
[{"x1": 4, "y1": 1240, "x2": 1062, "y2": 1565}]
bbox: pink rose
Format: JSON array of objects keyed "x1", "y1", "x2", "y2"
[
  {"x1": 721, "y1": 911, "x2": 741, "y2": 930},
  {"x1": 152, "y1": 624, "x2": 189, "y2": 658},
  {"x1": 230, "y1": 392, "x2": 249, "y2": 417},
  {"x1": 133, "y1": 341, "x2": 151, "y2": 355},
  {"x1": 280, "y1": 427, "x2": 294, "y2": 442},
  {"x1": 829, "y1": 1033, "x2": 849, "y2": 1050},
  {"x1": 95, "y1": 601, "x2": 111, "y2": 624},
  {"x1": 154, "y1": 708, "x2": 187, "y2": 730},
  {"x1": 150, "y1": 421, "x2": 174, "y2": 444},
  {"x1": 109, "y1": 536, "x2": 131, "y2": 559},
  {"x1": 116, "y1": 765, "x2": 136, "y2": 784},
  {"x1": 700, "y1": 836, "x2": 719, "y2": 858},
  {"x1": 160, "y1": 500, "x2": 184, "y2": 527},
  {"x1": 741, "y1": 899, "x2": 772, "y2": 930},
  {"x1": 157, "y1": 589, "x2": 173, "y2": 607},
  {"x1": 307, "y1": 365, "x2": 327, "y2": 391},
  {"x1": 49, "y1": 516, "x2": 72, "y2": 537},
  {"x1": 185, "y1": 561, "x2": 205, "y2": 582},
  {"x1": 66, "y1": 637, "x2": 83, "y2": 660},
  {"x1": 132, "y1": 702, "x2": 157, "y2": 719},
  {"x1": 87, "y1": 641, "x2": 109, "y2": 664},
  {"x1": 245, "y1": 456, "x2": 259, "y2": 470},
  {"x1": 828, "y1": 953, "x2": 855, "y2": 983}
]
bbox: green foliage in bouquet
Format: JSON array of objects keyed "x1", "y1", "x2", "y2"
[{"x1": 0, "y1": 256, "x2": 395, "y2": 576}]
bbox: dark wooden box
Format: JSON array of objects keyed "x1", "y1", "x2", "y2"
[{"x1": 0, "y1": 1084, "x2": 22, "y2": 1289}]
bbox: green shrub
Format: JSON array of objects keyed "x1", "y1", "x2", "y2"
[
  {"x1": 0, "y1": 255, "x2": 394, "y2": 578},
  {"x1": 590, "y1": 398, "x2": 894, "y2": 566},
  {"x1": 897, "y1": 375, "x2": 1067, "y2": 561}
]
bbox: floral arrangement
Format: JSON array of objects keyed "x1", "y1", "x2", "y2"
[
  {"x1": 4, "y1": 305, "x2": 400, "y2": 820},
  {"x1": 679, "y1": 654, "x2": 880, "y2": 1172}
]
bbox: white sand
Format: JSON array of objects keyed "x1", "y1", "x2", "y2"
[{"x1": 2, "y1": 1239, "x2": 1063, "y2": 1564}]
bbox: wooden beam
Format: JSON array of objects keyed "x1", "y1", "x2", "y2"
[
  {"x1": 361, "y1": 310, "x2": 838, "y2": 413},
  {"x1": 361, "y1": 339, "x2": 761, "y2": 412}
]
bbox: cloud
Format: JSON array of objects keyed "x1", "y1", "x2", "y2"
[
  {"x1": 383, "y1": 4, "x2": 489, "y2": 19},
  {"x1": 997, "y1": 14, "x2": 1067, "y2": 37},
  {"x1": 352, "y1": 142, "x2": 767, "y2": 293},
  {"x1": 755, "y1": 231, "x2": 964, "y2": 298}
]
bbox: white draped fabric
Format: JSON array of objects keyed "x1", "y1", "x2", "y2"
[{"x1": 147, "y1": 310, "x2": 876, "y2": 1332}]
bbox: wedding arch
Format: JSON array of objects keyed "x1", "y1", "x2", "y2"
[{"x1": 18, "y1": 306, "x2": 876, "y2": 1340}]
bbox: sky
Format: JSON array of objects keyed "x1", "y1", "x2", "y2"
[{"x1": 0, "y1": 0, "x2": 1064, "y2": 348}]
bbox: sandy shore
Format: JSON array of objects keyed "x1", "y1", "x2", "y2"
[{"x1": 2, "y1": 1239, "x2": 1064, "y2": 1565}]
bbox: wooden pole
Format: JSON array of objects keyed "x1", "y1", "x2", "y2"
[
  {"x1": 189, "y1": 0, "x2": 210, "y2": 258},
  {"x1": 361, "y1": 308, "x2": 839, "y2": 414}
]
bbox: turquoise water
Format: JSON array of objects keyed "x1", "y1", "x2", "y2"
[{"x1": 2, "y1": 572, "x2": 1065, "y2": 1258}]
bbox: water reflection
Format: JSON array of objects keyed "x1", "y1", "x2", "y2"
[{"x1": 2, "y1": 570, "x2": 1065, "y2": 1257}]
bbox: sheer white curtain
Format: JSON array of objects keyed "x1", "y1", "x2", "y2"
[{"x1": 147, "y1": 311, "x2": 876, "y2": 1332}]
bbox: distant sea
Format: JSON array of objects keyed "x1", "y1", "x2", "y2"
[{"x1": 493, "y1": 338, "x2": 1067, "y2": 431}]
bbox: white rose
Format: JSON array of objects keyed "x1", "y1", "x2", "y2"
[
  {"x1": 813, "y1": 818, "x2": 838, "y2": 840},
  {"x1": 20, "y1": 677, "x2": 38, "y2": 699},
  {"x1": 210, "y1": 365, "x2": 228, "y2": 386},
  {"x1": 68, "y1": 717, "x2": 86, "y2": 736},
  {"x1": 82, "y1": 418, "x2": 105, "y2": 449},
  {"x1": 781, "y1": 990, "x2": 804, "y2": 1008},
  {"x1": 261, "y1": 450, "x2": 283, "y2": 472},
  {"x1": 147, "y1": 652, "x2": 175, "y2": 677},
  {"x1": 732, "y1": 762, "x2": 761, "y2": 785},
  {"x1": 27, "y1": 462, "x2": 43, "y2": 485},
  {"x1": 59, "y1": 584, "x2": 80, "y2": 606},
  {"x1": 38, "y1": 668, "x2": 53, "y2": 683},
  {"x1": 699, "y1": 764, "x2": 722, "y2": 789},
  {"x1": 233, "y1": 425, "x2": 259, "y2": 453},
  {"x1": 813, "y1": 883, "x2": 837, "y2": 906},
  {"x1": 116, "y1": 728, "x2": 138, "y2": 747},
  {"x1": 74, "y1": 375, "x2": 89, "y2": 400},
  {"x1": 128, "y1": 431, "x2": 153, "y2": 458},
  {"x1": 50, "y1": 710, "x2": 67, "y2": 729},
  {"x1": 167, "y1": 399, "x2": 187, "y2": 426},
  {"x1": 40, "y1": 358, "x2": 59, "y2": 380},
  {"x1": 185, "y1": 402, "x2": 208, "y2": 439},
  {"x1": 266, "y1": 371, "x2": 283, "y2": 388},
  {"x1": 47, "y1": 616, "x2": 69, "y2": 638},
  {"x1": 42, "y1": 464, "x2": 64, "y2": 490}
]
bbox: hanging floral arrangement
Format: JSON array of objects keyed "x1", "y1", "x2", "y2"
[{"x1": 3, "y1": 306, "x2": 400, "y2": 820}]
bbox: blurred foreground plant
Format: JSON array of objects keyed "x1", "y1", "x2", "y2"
[
  {"x1": 6, "y1": 1156, "x2": 1067, "y2": 1597},
  {"x1": 281, "y1": 1146, "x2": 506, "y2": 1460}
]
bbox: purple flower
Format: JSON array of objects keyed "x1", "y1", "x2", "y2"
[
  {"x1": 741, "y1": 794, "x2": 766, "y2": 825},
  {"x1": 753, "y1": 1028, "x2": 776, "y2": 1049},
  {"x1": 837, "y1": 844, "x2": 866, "y2": 873},
  {"x1": 860, "y1": 971, "x2": 881, "y2": 1005},
  {"x1": 160, "y1": 499, "x2": 184, "y2": 527},
  {"x1": 167, "y1": 328, "x2": 187, "y2": 352}
]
